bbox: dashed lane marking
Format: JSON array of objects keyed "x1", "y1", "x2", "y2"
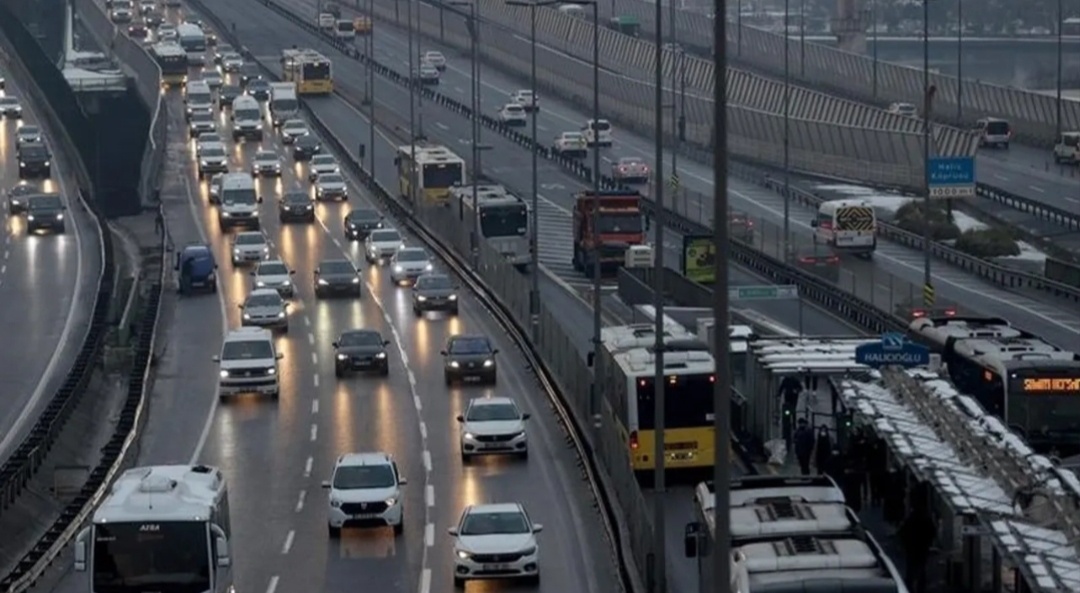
[
  {"x1": 281, "y1": 530, "x2": 295, "y2": 554},
  {"x1": 422, "y1": 450, "x2": 431, "y2": 472},
  {"x1": 295, "y1": 490, "x2": 306, "y2": 512},
  {"x1": 266, "y1": 576, "x2": 279, "y2": 593},
  {"x1": 424, "y1": 523, "x2": 434, "y2": 547},
  {"x1": 311, "y1": 399, "x2": 319, "y2": 414},
  {"x1": 304, "y1": 456, "x2": 313, "y2": 477},
  {"x1": 310, "y1": 423, "x2": 318, "y2": 442},
  {"x1": 425, "y1": 484, "x2": 434, "y2": 507}
]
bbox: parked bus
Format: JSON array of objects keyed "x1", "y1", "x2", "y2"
[
  {"x1": 909, "y1": 315, "x2": 1080, "y2": 454},
  {"x1": 395, "y1": 144, "x2": 466, "y2": 205},
  {"x1": 150, "y1": 42, "x2": 188, "y2": 87},
  {"x1": 450, "y1": 184, "x2": 530, "y2": 266},
  {"x1": 280, "y1": 48, "x2": 333, "y2": 95},
  {"x1": 73, "y1": 465, "x2": 233, "y2": 593},
  {"x1": 811, "y1": 199, "x2": 877, "y2": 258}
]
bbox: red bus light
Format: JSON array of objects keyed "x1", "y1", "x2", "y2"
[{"x1": 629, "y1": 431, "x2": 639, "y2": 450}]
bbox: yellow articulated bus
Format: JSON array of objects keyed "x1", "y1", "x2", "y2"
[
  {"x1": 280, "y1": 48, "x2": 333, "y2": 95},
  {"x1": 599, "y1": 323, "x2": 718, "y2": 474},
  {"x1": 394, "y1": 144, "x2": 466, "y2": 205}
]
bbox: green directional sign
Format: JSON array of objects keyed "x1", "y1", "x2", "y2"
[{"x1": 728, "y1": 285, "x2": 799, "y2": 301}]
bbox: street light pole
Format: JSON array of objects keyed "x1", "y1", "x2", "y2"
[
  {"x1": 367, "y1": 0, "x2": 375, "y2": 176},
  {"x1": 922, "y1": 0, "x2": 932, "y2": 298},
  {"x1": 407, "y1": 0, "x2": 417, "y2": 206},
  {"x1": 589, "y1": 0, "x2": 602, "y2": 435},
  {"x1": 871, "y1": 0, "x2": 878, "y2": 99},
  {"x1": 782, "y1": 0, "x2": 790, "y2": 261},
  {"x1": 1055, "y1": 0, "x2": 1063, "y2": 137},
  {"x1": 956, "y1": 0, "x2": 962, "y2": 121},
  {"x1": 470, "y1": 3, "x2": 481, "y2": 266},
  {"x1": 669, "y1": 0, "x2": 678, "y2": 190},
  {"x1": 651, "y1": 0, "x2": 666, "y2": 589}
]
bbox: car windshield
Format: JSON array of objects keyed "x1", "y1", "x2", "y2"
[
  {"x1": 284, "y1": 121, "x2": 305, "y2": 131},
  {"x1": 9, "y1": 184, "x2": 39, "y2": 197},
  {"x1": 505, "y1": 105, "x2": 523, "y2": 112},
  {"x1": 396, "y1": 249, "x2": 427, "y2": 262},
  {"x1": 235, "y1": 233, "x2": 264, "y2": 245},
  {"x1": 619, "y1": 158, "x2": 643, "y2": 166},
  {"x1": 340, "y1": 331, "x2": 383, "y2": 347},
  {"x1": 333, "y1": 464, "x2": 396, "y2": 489},
  {"x1": 312, "y1": 155, "x2": 336, "y2": 166},
  {"x1": 19, "y1": 126, "x2": 39, "y2": 135},
  {"x1": 221, "y1": 85, "x2": 240, "y2": 96},
  {"x1": 0, "y1": 98, "x2": 19, "y2": 106},
  {"x1": 224, "y1": 53, "x2": 240, "y2": 61},
  {"x1": 371, "y1": 230, "x2": 401, "y2": 243},
  {"x1": 319, "y1": 174, "x2": 343, "y2": 184},
  {"x1": 192, "y1": 113, "x2": 213, "y2": 123},
  {"x1": 246, "y1": 293, "x2": 282, "y2": 307},
  {"x1": 284, "y1": 192, "x2": 309, "y2": 204},
  {"x1": 460, "y1": 511, "x2": 530, "y2": 535},
  {"x1": 563, "y1": 133, "x2": 583, "y2": 141},
  {"x1": 221, "y1": 339, "x2": 274, "y2": 360},
  {"x1": 349, "y1": 209, "x2": 379, "y2": 222},
  {"x1": 417, "y1": 275, "x2": 452, "y2": 289},
  {"x1": 449, "y1": 337, "x2": 491, "y2": 355},
  {"x1": 250, "y1": 81, "x2": 269, "y2": 90},
  {"x1": 203, "y1": 70, "x2": 220, "y2": 79},
  {"x1": 256, "y1": 151, "x2": 276, "y2": 161},
  {"x1": 296, "y1": 136, "x2": 318, "y2": 147},
  {"x1": 258, "y1": 263, "x2": 288, "y2": 276},
  {"x1": 986, "y1": 121, "x2": 1010, "y2": 134},
  {"x1": 20, "y1": 146, "x2": 47, "y2": 158},
  {"x1": 320, "y1": 260, "x2": 355, "y2": 274},
  {"x1": 591, "y1": 120, "x2": 611, "y2": 131},
  {"x1": 29, "y1": 195, "x2": 63, "y2": 209},
  {"x1": 199, "y1": 134, "x2": 221, "y2": 143},
  {"x1": 202, "y1": 146, "x2": 225, "y2": 157},
  {"x1": 467, "y1": 403, "x2": 520, "y2": 422}
]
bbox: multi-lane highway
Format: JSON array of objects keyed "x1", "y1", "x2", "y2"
[
  {"x1": 48, "y1": 12, "x2": 617, "y2": 593},
  {"x1": 0, "y1": 72, "x2": 99, "y2": 466}
]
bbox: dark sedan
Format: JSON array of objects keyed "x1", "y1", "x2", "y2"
[
  {"x1": 292, "y1": 135, "x2": 321, "y2": 161},
  {"x1": 278, "y1": 191, "x2": 315, "y2": 223},
  {"x1": 17, "y1": 143, "x2": 51, "y2": 179},
  {"x1": 239, "y1": 63, "x2": 262, "y2": 86},
  {"x1": 333, "y1": 329, "x2": 390, "y2": 377},
  {"x1": 442, "y1": 335, "x2": 498, "y2": 386},
  {"x1": 25, "y1": 194, "x2": 66, "y2": 234},
  {"x1": 7, "y1": 183, "x2": 39, "y2": 215},
  {"x1": 314, "y1": 259, "x2": 362, "y2": 298},
  {"x1": 344, "y1": 208, "x2": 385, "y2": 240},
  {"x1": 247, "y1": 79, "x2": 271, "y2": 101},
  {"x1": 219, "y1": 84, "x2": 241, "y2": 109},
  {"x1": 412, "y1": 273, "x2": 459, "y2": 316}
]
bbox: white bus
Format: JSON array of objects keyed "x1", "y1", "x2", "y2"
[
  {"x1": 451, "y1": 184, "x2": 531, "y2": 266},
  {"x1": 811, "y1": 199, "x2": 877, "y2": 258},
  {"x1": 176, "y1": 23, "x2": 207, "y2": 65},
  {"x1": 74, "y1": 465, "x2": 233, "y2": 593}
]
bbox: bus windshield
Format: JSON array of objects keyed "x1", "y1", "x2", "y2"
[
  {"x1": 93, "y1": 521, "x2": 210, "y2": 592},
  {"x1": 337, "y1": 21, "x2": 353, "y2": 32},
  {"x1": 636, "y1": 374, "x2": 714, "y2": 429},
  {"x1": 302, "y1": 61, "x2": 330, "y2": 80},
  {"x1": 480, "y1": 204, "x2": 528, "y2": 238},
  {"x1": 422, "y1": 163, "x2": 462, "y2": 189}
]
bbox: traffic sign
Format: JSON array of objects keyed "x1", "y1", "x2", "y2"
[
  {"x1": 855, "y1": 333, "x2": 931, "y2": 368},
  {"x1": 927, "y1": 157, "x2": 976, "y2": 198},
  {"x1": 923, "y1": 283, "x2": 935, "y2": 307},
  {"x1": 728, "y1": 285, "x2": 799, "y2": 301},
  {"x1": 669, "y1": 173, "x2": 680, "y2": 191}
]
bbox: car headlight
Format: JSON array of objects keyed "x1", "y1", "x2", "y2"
[
  {"x1": 282, "y1": 280, "x2": 292, "y2": 286},
  {"x1": 267, "y1": 368, "x2": 276, "y2": 375},
  {"x1": 200, "y1": 161, "x2": 209, "y2": 166},
  {"x1": 416, "y1": 295, "x2": 427, "y2": 301},
  {"x1": 351, "y1": 277, "x2": 360, "y2": 284},
  {"x1": 456, "y1": 550, "x2": 472, "y2": 560},
  {"x1": 243, "y1": 313, "x2": 251, "y2": 320},
  {"x1": 483, "y1": 359, "x2": 494, "y2": 367},
  {"x1": 449, "y1": 361, "x2": 459, "y2": 368},
  {"x1": 448, "y1": 294, "x2": 457, "y2": 300},
  {"x1": 336, "y1": 353, "x2": 348, "y2": 360},
  {"x1": 219, "y1": 370, "x2": 229, "y2": 378},
  {"x1": 329, "y1": 498, "x2": 341, "y2": 508},
  {"x1": 56, "y1": 214, "x2": 63, "y2": 220},
  {"x1": 256, "y1": 281, "x2": 266, "y2": 287},
  {"x1": 277, "y1": 312, "x2": 286, "y2": 318},
  {"x1": 26, "y1": 215, "x2": 34, "y2": 221},
  {"x1": 393, "y1": 265, "x2": 403, "y2": 273},
  {"x1": 375, "y1": 352, "x2": 386, "y2": 359},
  {"x1": 262, "y1": 246, "x2": 270, "y2": 253},
  {"x1": 318, "y1": 279, "x2": 329, "y2": 285},
  {"x1": 462, "y1": 432, "x2": 475, "y2": 440},
  {"x1": 518, "y1": 546, "x2": 537, "y2": 556},
  {"x1": 384, "y1": 497, "x2": 397, "y2": 507},
  {"x1": 424, "y1": 264, "x2": 433, "y2": 271},
  {"x1": 305, "y1": 205, "x2": 313, "y2": 210},
  {"x1": 221, "y1": 212, "x2": 231, "y2": 217}
]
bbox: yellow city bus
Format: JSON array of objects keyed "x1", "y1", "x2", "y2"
[
  {"x1": 280, "y1": 48, "x2": 333, "y2": 95},
  {"x1": 151, "y1": 42, "x2": 188, "y2": 88},
  {"x1": 599, "y1": 324, "x2": 717, "y2": 474},
  {"x1": 394, "y1": 144, "x2": 466, "y2": 205}
]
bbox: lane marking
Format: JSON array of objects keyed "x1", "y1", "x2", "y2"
[
  {"x1": 313, "y1": 373, "x2": 320, "y2": 387},
  {"x1": 266, "y1": 576, "x2": 279, "y2": 593},
  {"x1": 311, "y1": 399, "x2": 319, "y2": 414},
  {"x1": 1027, "y1": 185, "x2": 1045, "y2": 193},
  {"x1": 418, "y1": 421, "x2": 427, "y2": 439},
  {"x1": 311, "y1": 352, "x2": 318, "y2": 364},
  {"x1": 310, "y1": 423, "x2": 318, "y2": 441},
  {"x1": 281, "y1": 530, "x2": 295, "y2": 554},
  {"x1": 304, "y1": 316, "x2": 311, "y2": 326},
  {"x1": 307, "y1": 332, "x2": 315, "y2": 344},
  {"x1": 424, "y1": 523, "x2": 434, "y2": 547},
  {"x1": 425, "y1": 484, "x2": 434, "y2": 507},
  {"x1": 413, "y1": 394, "x2": 422, "y2": 411},
  {"x1": 419, "y1": 569, "x2": 431, "y2": 593},
  {"x1": 435, "y1": 122, "x2": 448, "y2": 130},
  {"x1": 407, "y1": 370, "x2": 417, "y2": 387},
  {"x1": 422, "y1": 449, "x2": 431, "y2": 471},
  {"x1": 304, "y1": 456, "x2": 314, "y2": 477},
  {"x1": 993, "y1": 174, "x2": 1010, "y2": 181},
  {"x1": 295, "y1": 490, "x2": 306, "y2": 512}
]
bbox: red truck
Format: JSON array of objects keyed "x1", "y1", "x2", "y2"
[{"x1": 572, "y1": 190, "x2": 645, "y2": 277}]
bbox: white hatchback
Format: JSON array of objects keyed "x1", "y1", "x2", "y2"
[
  {"x1": 251, "y1": 259, "x2": 296, "y2": 297},
  {"x1": 230, "y1": 231, "x2": 269, "y2": 265},
  {"x1": 323, "y1": 452, "x2": 406, "y2": 537},
  {"x1": 497, "y1": 104, "x2": 527, "y2": 127},
  {"x1": 364, "y1": 228, "x2": 404, "y2": 263},
  {"x1": 389, "y1": 247, "x2": 433, "y2": 284},
  {"x1": 457, "y1": 397, "x2": 530, "y2": 461},
  {"x1": 449, "y1": 503, "x2": 542, "y2": 586}
]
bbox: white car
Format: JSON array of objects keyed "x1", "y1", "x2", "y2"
[
  {"x1": 389, "y1": 247, "x2": 433, "y2": 284},
  {"x1": 422, "y1": 50, "x2": 446, "y2": 70},
  {"x1": 138, "y1": 0, "x2": 155, "y2": 14},
  {"x1": 364, "y1": 228, "x2": 404, "y2": 263},
  {"x1": 416, "y1": 64, "x2": 440, "y2": 85},
  {"x1": 196, "y1": 132, "x2": 223, "y2": 155},
  {"x1": 308, "y1": 154, "x2": 340, "y2": 181},
  {"x1": 280, "y1": 119, "x2": 309, "y2": 144},
  {"x1": 449, "y1": 503, "x2": 542, "y2": 586},
  {"x1": 157, "y1": 24, "x2": 177, "y2": 41},
  {"x1": 221, "y1": 52, "x2": 244, "y2": 72},
  {"x1": 202, "y1": 69, "x2": 224, "y2": 89},
  {"x1": 497, "y1": 104, "x2": 527, "y2": 127},
  {"x1": 0, "y1": 96, "x2": 24, "y2": 118},
  {"x1": 230, "y1": 231, "x2": 270, "y2": 265},
  {"x1": 510, "y1": 89, "x2": 538, "y2": 111},
  {"x1": 208, "y1": 173, "x2": 224, "y2": 204},
  {"x1": 197, "y1": 142, "x2": 229, "y2": 178},
  {"x1": 552, "y1": 131, "x2": 588, "y2": 158},
  {"x1": 212, "y1": 327, "x2": 282, "y2": 400},
  {"x1": 188, "y1": 111, "x2": 216, "y2": 137},
  {"x1": 888, "y1": 102, "x2": 917, "y2": 117},
  {"x1": 314, "y1": 172, "x2": 348, "y2": 201},
  {"x1": 610, "y1": 156, "x2": 650, "y2": 184},
  {"x1": 582, "y1": 118, "x2": 612, "y2": 147},
  {"x1": 457, "y1": 397, "x2": 530, "y2": 461},
  {"x1": 15, "y1": 125, "x2": 42, "y2": 148},
  {"x1": 240, "y1": 288, "x2": 289, "y2": 332},
  {"x1": 251, "y1": 149, "x2": 282, "y2": 177},
  {"x1": 323, "y1": 452, "x2": 406, "y2": 537},
  {"x1": 251, "y1": 259, "x2": 296, "y2": 297}
]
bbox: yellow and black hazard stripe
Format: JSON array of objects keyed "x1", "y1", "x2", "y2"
[{"x1": 835, "y1": 206, "x2": 875, "y2": 231}]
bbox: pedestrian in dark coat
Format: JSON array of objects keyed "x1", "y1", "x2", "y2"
[
  {"x1": 868, "y1": 436, "x2": 888, "y2": 506},
  {"x1": 814, "y1": 426, "x2": 832, "y2": 475},
  {"x1": 793, "y1": 418, "x2": 815, "y2": 475},
  {"x1": 898, "y1": 492, "x2": 937, "y2": 593}
]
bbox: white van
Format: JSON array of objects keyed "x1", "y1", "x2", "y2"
[
  {"x1": 811, "y1": 199, "x2": 876, "y2": 258},
  {"x1": 184, "y1": 80, "x2": 213, "y2": 120},
  {"x1": 218, "y1": 172, "x2": 261, "y2": 230},
  {"x1": 269, "y1": 82, "x2": 299, "y2": 127},
  {"x1": 213, "y1": 327, "x2": 282, "y2": 400},
  {"x1": 582, "y1": 118, "x2": 612, "y2": 147},
  {"x1": 231, "y1": 95, "x2": 264, "y2": 141},
  {"x1": 1053, "y1": 131, "x2": 1079, "y2": 165}
]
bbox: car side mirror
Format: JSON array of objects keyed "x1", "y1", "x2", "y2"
[
  {"x1": 522, "y1": 413, "x2": 531, "y2": 420},
  {"x1": 810, "y1": 219, "x2": 818, "y2": 227},
  {"x1": 276, "y1": 353, "x2": 285, "y2": 360},
  {"x1": 321, "y1": 480, "x2": 331, "y2": 488},
  {"x1": 237, "y1": 304, "x2": 244, "y2": 309},
  {"x1": 257, "y1": 196, "x2": 264, "y2": 203},
  {"x1": 73, "y1": 527, "x2": 90, "y2": 571},
  {"x1": 289, "y1": 270, "x2": 296, "y2": 275},
  {"x1": 332, "y1": 341, "x2": 339, "y2": 348},
  {"x1": 440, "y1": 350, "x2": 448, "y2": 356},
  {"x1": 532, "y1": 523, "x2": 543, "y2": 533},
  {"x1": 398, "y1": 477, "x2": 407, "y2": 485},
  {"x1": 215, "y1": 536, "x2": 231, "y2": 567},
  {"x1": 211, "y1": 355, "x2": 220, "y2": 362},
  {"x1": 383, "y1": 340, "x2": 391, "y2": 346},
  {"x1": 447, "y1": 527, "x2": 459, "y2": 536},
  {"x1": 456, "y1": 415, "x2": 464, "y2": 422},
  {"x1": 249, "y1": 271, "x2": 256, "y2": 276},
  {"x1": 492, "y1": 349, "x2": 500, "y2": 355}
]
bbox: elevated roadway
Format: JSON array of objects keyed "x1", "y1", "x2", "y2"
[
  {"x1": 0, "y1": 70, "x2": 100, "y2": 466},
  {"x1": 47, "y1": 6, "x2": 618, "y2": 593}
]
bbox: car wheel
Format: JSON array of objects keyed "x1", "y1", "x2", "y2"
[
  {"x1": 413, "y1": 307, "x2": 422, "y2": 318},
  {"x1": 444, "y1": 373, "x2": 453, "y2": 387},
  {"x1": 460, "y1": 452, "x2": 470, "y2": 464},
  {"x1": 280, "y1": 324, "x2": 289, "y2": 334},
  {"x1": 450, "y1": 306, "x2": 459, "y2": 316},
  {"x1": 528, "y1": 573, "x2": 540, "y2": 585},
  {"x1": 335, "y1": 367, "x2": 345, "y2": 378},
  {"x1": 518, "y1": 450, "x2": 529, "y2": 460},
  {"x1": 393, "y1": 521, "x2": 404, "y2": 536},
  {"x1": 488, "y1": 373, "x2": 497, "y2": 385},
  {"x1": 380, "y1": 365, "x2": 389, "y2": 377},
  {"x1": 218, "y1": 394, "x2": 228, "y2": 402},
  {"x1": 453, "y1": 577, "x2": 466, "y2": 589},
  {"x1": 328, "y1": 525, "x2": 341, "y2": 538},
  {"x1": 269, "y1": 390, "x2": 280, "y2": 399}
]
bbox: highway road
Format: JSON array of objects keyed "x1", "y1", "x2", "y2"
[
  {"x1": 0, "y1": 73, "x2": 100, "y2": 466},
  {"x1": 48, "y1": 18, "x2": 617, "y2": 593},
  {"x1": 270, "y1": 3, "x2": 1080, "y2": 348}
]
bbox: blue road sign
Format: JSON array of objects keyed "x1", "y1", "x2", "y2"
[
  {"x1": 855, "y1": 333, "x2": 931, "y2": 368},
  {"x1": 927, "y1": 157, "x2": 976, "y2": 198}
]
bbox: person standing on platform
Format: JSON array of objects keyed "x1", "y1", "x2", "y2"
[
  {"x1": 898, "y1": 489, "x2": 937, "y2": 593},
  {"x1": 868, "y1": 435, "x2": 888, "y2": 507},
  {"x1": 793, "y1": 418, "x2": 815, "y2": 476},
  {"x1": 814, "y1": 425, "x2": 832, "y2": 476}
]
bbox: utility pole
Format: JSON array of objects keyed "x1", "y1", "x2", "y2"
[
  {"x1": 407, "y1": 0, "x2": 417, "y2": 207},
  {"x1": 922, "y1": 0, "x2": 933, "y2": 301},
  {"x1": 1055, "y1": 0, "x2": 1063, "y2": 138},
  {"x1": 367, "y1": 0, "x2": 375, "y2": 176},
  {"x1": 956, "y1": 0, "x2": 963, "y2": 121},
  {"x1": 651, "y1": 0, "x2": 666, "y2": 589},
  {"x1": 588, "y1": 0, "x2": 602, "y2": 441},
  {"x1": 782, "y1": 0, "x2": 791, "y2": 261}
]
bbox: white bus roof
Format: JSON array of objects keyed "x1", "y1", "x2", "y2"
[
  {"x1": 397, "y1": 144, "x2": 465, "y2": 165},
  {"x1": 750, "y1": 338, "x2": 878, "y2": 374},
  {"x1": 176, "y1": 23, "x2": 204, "y2": 37},
  {"x1": 282, "y1": 48, "x2": 328, "y2": 62},
  {"x1": 818, "y1": 198, "x2": 873, "y2": 211},
  {"x1": 695, "y1": 477, "x2": 846, "y2": 538},
  {"x1": 909, "y1": 315, "x2": 1021, "y2": 346},
  {"x1": 94, "y1": 465, "x2": 225, "y2": 524},
  {"x1": 731, "y1": 501, "x2": 856, "y2": 539},
  {"x1": 151, "y1": 43, "x2": 186, "y2": 57},
  {"x1": 612, "y1": 347, "x2": 714, "y2": 377},
  {"x1": 952, "y1": 335, "x2": 1077, "y2": 365},
  {"x1": 734, "y1": 534, "x2": 898, "y2": 592},
  {"x1": 601, "y1": 322, "x2": 694, "y2": 351}
]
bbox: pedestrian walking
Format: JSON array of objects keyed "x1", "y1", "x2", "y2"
[
  {"x1": 868, "y1": 435, "x2": 888, "y2": 506},
  {"x1": 154, "y1": 208, "x2": 164, "y2": 236},
  {"x1": 814, "y1": 425, "x2": 832, "y2": 475},
  {"x1": 793, "y1": 418, "x2": 815, "y2": 476}
]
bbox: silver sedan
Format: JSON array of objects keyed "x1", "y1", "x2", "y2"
[{"x1": 611, "y1": 156, "x2": 650, "y2": 184}]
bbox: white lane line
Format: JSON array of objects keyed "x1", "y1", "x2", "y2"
[
  {"x1": 311, "y1": 399, "x2": 320, "y2": 414},
  {"x1": 310, "y1": 424, "x2": 318, "y2": 441},
  {"x1": 413, "y1": 394, "x2": 422, "y2": 411},
  {"x1": 295, "y1": 490, "x2": 306, "y2": 512},
  {"x1": 1065, "y1": 197, "x2": 1079, "y2": 204},
  {"x1": 419, "y1": 569, "x2": 431, "y2": 593},
  {"x1": 422, "y1": 450, "x2": 431, "y2": 472},
  {"x1": 435, "y1": 122, "x2": 448, "y2": 130},
  {"x1": 1028, "y1": 185, "x2": 1046, "y2": 193},
  {"x1": 424, "y1": 523, "x2": 434, "y2": 547},
  {"x1": 3, "y1": 250, "x2": 8, "y2": 259},
  {"x1": 281, "y1": 530, "x2": 295, "y2": 554},
  {"x1": 407, "y1": 370, "x2": 417, "y2": 387},
  {"x1": 313, "y1": 374, "x2": 320, "y2": 387},
  {"x1": 454, "y1": 87, "x2": 465, "y2": 94},
  {"x1": 1, "y1": 265, "x2": 5, "y2": 275},
  {"x1": 311, "y1": 352, "x2": 318, "y2": 364},
  {"x1": 304, "y1": 316, "x2": 311, "y2": 327},
  {"x1": 425, "y1": 484, "x2": 434, "y2": 507},
  {"x1": 419, "y1": 421, "x2": 427, "y2": 440},
  {"x1": 993, "y1": 173, "x2": 1010, "y2": 181},
  {"x1": 266, "y1": 576, "x2": 280, "y2": 593},
  {"x1": 304, "y1": 456, "x2": 314, "y2": 477},
  {"x1": 307, "y1": 332, "x2": 315, "y2": 345}
]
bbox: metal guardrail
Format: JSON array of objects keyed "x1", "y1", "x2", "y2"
[
  {"x1": 597, "y1": 0, "x2": 1080, "y2": 148},
  {"x1": 975, "y1": 182, "x2": 1080, "y2": 234},
  {"x1": 265, "y1": 0, "x2": 1080, "y2": 307}
]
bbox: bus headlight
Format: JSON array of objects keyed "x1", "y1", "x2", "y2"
[{"x1": 424, "y1": 264, "x2": 433, "y2": 271}]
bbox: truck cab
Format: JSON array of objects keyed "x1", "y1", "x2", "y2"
[
  {"x1": 571, "y1": 191, "x2": 644, "y2": 277},
  {"x1": 176, "y1": 244, "x2": 218, "y2": 295}
]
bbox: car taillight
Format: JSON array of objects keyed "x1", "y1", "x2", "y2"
[
  {"x1": 826, "y1": 256, "x2": 840, "y2": 264},
  {"x1": 911, "y1": 309, "x2": 927, "y2": 318},
  {"x1": 944, "y1": 307, "x2": 957, "y2": 316},
  {"x1": 619, "y1": 166, "x2": 627, "y2": 172},
  {"x1": 798, "y1": 256, "x2": 815, "y2": 264},
  {"x1": 629, "y1": 431, "x2": 639, "y2": 450}
]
